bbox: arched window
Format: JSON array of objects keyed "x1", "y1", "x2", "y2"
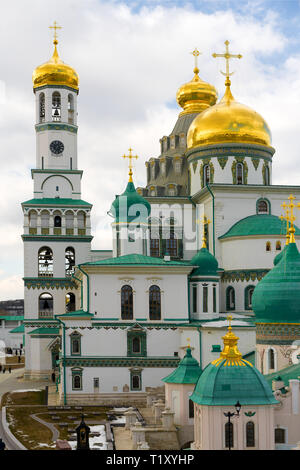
[
  {"x1": 236, "y1": 163, "x2": 243, "y2": 184},
  {"x1": 149, "y1": 285, "x2": 161, "y2": 320},
  {"x1": 131, "y1": 374, "x2": 141, "y2": 390},
  {"x1": 29, "y1": 210, "x2": 37, "y2": 234},
  {"x1": 41, "y1": 210, "x2": 50, "y2": 235},
  {"x1": 246, "y1": 422, "x2": 255, "y2": 447},
  {"x1": 204, "y1": 164, "x2": 210, "y2": 186},
  {"x1": 166, "y1": 230, "x2": 177, "y2": 257},
  {"x1": 52, "y1": 92, "x2": 61, "y2": 122},
  {"x1": 225, "y1": 422, "x2": 233, "y2": 448},
  {"x1": 226, "y1": 286, "x2": 235, "y2": 311},
  {"x1": 132, "y1": 337, "x2": 141, "y2": 353},
  {"x1": 276, "y1": 241, "x2": 281, "y2": 251},
  {"x1": 39, "y1": 293, "x2": 53, "y2": 318},
  {"x1": 266, "y1": 241, "x2": 271, "y2": 252},
  {"x1": 65, "y1": 247, "x2": 75, "y2": 276},
  {"x1": 39, "y1": 93, "x2": 45, "y2": 123},
  {"x1": 66, "y1": 292, "x2": 76, "y2": 312},
  {"x1": 70, "y1": 332, "x2": 81, "y2": 355},
  {"x1": 268, "y1": 348, "x2": 275, "y2": 370},
  {"x1": 77, "y1": 211, "x2": 86, "y2": 235},
  {"x1": 73, "y1": 374, "x2": 82, "y2": 390},
  {"x1": 245, "y1": 285, "x2": 255, "y2": 310},
  {"x1": 257, "y1": 199, "x2": 270, "y2": 214},
  {"x1": 121, "y1": 285, "x2": 133, "y2": 320},
  {"x1": 68, "y1": 94, "x2": 74, "y2": 124},
  {"x1": 38, "y1": 247, "x2": 53, "y2": 277},
  {"x1": 149, "y1": 219, "x2": 161, "y2": 257},
  {"x1": 54, "y1": 214, "x2": 61, "y2": 227},
  {"x1": 65, "y1": 211, "x2": 74, "y2": 235}
]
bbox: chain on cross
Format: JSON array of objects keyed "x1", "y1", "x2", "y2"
[
  {"x1": 122, "y1": 148, "x2": 138, "y2": 182},
  {"x1": 212, "y1": 40, "x2": 242, "y2": 83},
  {"x1": 49, "y1": 21, "x2": 62, "y2": 44}
]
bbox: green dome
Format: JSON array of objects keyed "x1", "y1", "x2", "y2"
[
  {"x1": 110, "y1": 181, "x2": 151, "y2": 223},
  {"x1": 162, "y1": 348, "x2": 202, "y2": 384},
  {"x1": 190, "y1": 359, "x2": 278, "y2": 406},
  {"x1": 190, "y1": 247, "x2": 218, "y2": 276},
  {"x1": 219, "y1": 214, "x2": 300, "y2": 239},
  {"x1": 273, "y1": 245, "x2": 287, "y2": 266},
  {"x1": 253, "y1": 242, "x2": 300, "y2": 323}
]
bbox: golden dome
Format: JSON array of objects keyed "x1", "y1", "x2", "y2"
[
  {"x1": 176, "y1": 66, "x2": 218, "y2": 116},
  {"x1": 33, "y1": 39, "x2": 79, "y2": 91},
  {"x1": 187, "y1": 79, "x2": 272, "y2": 149}
]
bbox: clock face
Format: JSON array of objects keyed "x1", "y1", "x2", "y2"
[{"x1": 50, "y1": 140, "x2": 64, "y2": 155}]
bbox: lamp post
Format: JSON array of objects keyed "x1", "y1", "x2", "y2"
[{"x1": 224, "y1": 401, "x2": 241, "y2": 450}]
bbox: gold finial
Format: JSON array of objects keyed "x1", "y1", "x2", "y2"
[
  {"x1": 191, "y1": 47, "x2": 202, "y2": 74},
  {"x1": 186, "y1": 337, "x2": 191, "y2": 348},
  {"x1": 49, "y1": 21, "x2": 62, "y2": 46},
  {"x1": 280, "y1": 202, "x2": 290, "y2": 245},
  {"x1": 212, "y1": 40, "x2": 242, "y2": 86},
  {"x1": 212, "y1": 314, "x2": 253, "y2": 367},
  {"x1": 122, "y1": 147, "x2": 138, "y2": 183},
  {"x1": 281, "y1": 195, "x2": 300, "y2": 243},
  {"x1": 200, "y1": 215, "x2": 211, "y2": 248}
]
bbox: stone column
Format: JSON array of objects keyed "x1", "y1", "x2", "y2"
[
  {"x1": 124, "y1": 408, "x2": 137, "y2": 430},
  {"x1": 162, "y1": 407, "x2": 175, "y2": 430},
  {"x1": 131, "y1": 422, "x2": 146, "y2": 450},
  {"x1": 154, "y1": 399, "x2": 165, "y2": 423}
]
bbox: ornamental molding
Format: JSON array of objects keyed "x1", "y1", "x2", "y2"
[
  {"x1": 24, "y1": 278, "x2": 78, "y2": 290},
  {"x1": 217, "y1": 157, "x2": 227, "y2": 170},
  {"x1": 64, "y1": 357, "x2": 181, "y2": 368},
  {"x1": 187, "y1": 142, "x2": 274, "y2": 162},
  {"x1": 251, "y1": 157, "x2": 260, "y2": 170},
  {"x1": 221, "y1": 269, "x2": 269, "y2": 283},
  {"x1": 35, "y1": 123, "x2": 78, "y2": 134}
]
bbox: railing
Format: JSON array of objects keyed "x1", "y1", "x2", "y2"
[{"x1": 39, "y1": 311, "x2": 54, "y2": 318}]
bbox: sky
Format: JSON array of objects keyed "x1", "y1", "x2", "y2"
[{"x1": 1, "y1": 0, "x2": 300, "y2": 299}]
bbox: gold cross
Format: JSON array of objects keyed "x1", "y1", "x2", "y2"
[
  {"x1": 212, "y1": 40, "x2": 242, "y2": 82},
  {"x1": 280, "y1": 203, "x2": 291, "y2": 245},
  {"x1": 191, "y1": 47, "x2": 202, "y2": 72},
  {"x1": 197, "y1": 215, "x2": 211, "y2": 248},
  {"x1": 186, "y1": 337, "x2": 191, "y2": 348},
  {"x1": 227, "y1": 314, "x2": 233, "y2": 330},
  {"x1": 49, "y1": 21, "x2": 62, "y2": 44},
  {"x1": 122, "y1": 147, "x2": 138, "y2": 182},
  {"x1": 281, "y1": 195, "x2": 300, "y2": 243}
]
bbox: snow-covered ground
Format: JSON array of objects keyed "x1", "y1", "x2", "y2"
[
  {"x1": 68, "y1": 425, "x2": 108, "y2": 450},
  {"x1": 11, "y1": 389, "x2": 42, "y2": 393}
]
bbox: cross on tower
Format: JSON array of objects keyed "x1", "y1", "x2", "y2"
[
  {"x1": 122, "y1": 148, "x2": 138, "y2": 182},
  {"x1": 212, "y1": 40, "x2": 242, "y2": 82},
  {"x1": 190, "y1": 47, "x2": 202, "y2": 72},
  {"x1": 49, "y1": 21, "x2": 62, "y2": 44}
]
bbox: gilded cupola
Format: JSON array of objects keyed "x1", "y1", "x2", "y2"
[
  {"x1": 32, "y1": 22, "x2": 79, "y2": 91},
  {"x1": 187, "y1": 41, "x2": 272, "y2": 149},
  {"x1": 176, "y1": 48, "x2": 218, "y2": 116}
]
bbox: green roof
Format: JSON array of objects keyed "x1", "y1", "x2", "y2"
[
  {"x1": 55, "y1": 309, "x2": 94, "y2": 318},
  {"x1": 29, "y1": 327, "x2": 59, "y2": 335},
  {"x1": 162, "y1": 348, "x2": 202, "y2": 384},
  {"x1": 81, "y1": 254, "x2": 193, "y2": 267},
  {"x1": 110, "y1": 181, "x2": 151, "y2": 223},
  {"x1": 190, "y1": 247, "x2": 219, "y2": 276},
  {"x1": 253, "y1": 242, "x2": 300, "y2": 323},
  {"x1": 191, "y1": 359, "x2": 278, "y2": 406},
  {"x1": 22, "y1": 198, "x2": 92, "y2": 207},
  {"x1": 9, "y1": 324, "x2": 24, "y2": 334},
  {"x1": 265, "y1": 362, "x2": 300, "y2": 388},
  {"x1": 0, "y1": 315, "x2": 24, "y2": 321},
  {"x1": 219, "y1": 214, "x2": 300, "y2": 239}
]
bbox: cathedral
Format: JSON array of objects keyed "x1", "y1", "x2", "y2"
[{"x1": 22, "y1": 27, "x2": 300, "y2": 409}]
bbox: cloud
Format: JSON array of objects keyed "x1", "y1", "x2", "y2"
[{"x1": 0, "y1": 0, "x2": 299, "y2": 298}]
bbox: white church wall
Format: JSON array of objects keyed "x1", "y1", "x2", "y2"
[{"x1": 33, "y1": 172, "x2": 82, "y2": 197}]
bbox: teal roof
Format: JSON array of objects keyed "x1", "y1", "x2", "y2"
[
  {"x1": 162, "y1": 348, "x2": 202, "y2": 384},
  {"x1": 0, "y1": 315, "x2": 24, "y2": 321},
  {"x1": 29, "y1": 327, "x2": 59, "y2": 335},
  {"x1": 190, "y1": 247, "x2": 219, "y2": 276},
  {"x1": 219, "y1": 214, "x2": 300, "y2": 239},
  {"x1": 265, "y1": 362, "x2": 300, "y2": 388},
  {"x1": 191, "y1": 359, "x2": 278, "y2": 406},
  {"x1": 55, "y1": 309, "x2": 94, "y2": 318},
  {"x1": 110, "y1": 181, "x2": 151, "y2": 223},
  {"x1": 273, "y1": 245, "x2": 287, "y2": 266},
  {"x1": 253, "y1": 242, "x2": 300, "y2": 323},
  {"x1": 22, "y1": 198, "x2": 92, "y2": 207},
  {"x1": 81, "y1": 254, "x2": 193, "y2": 267},
  {"x1": 9, "y1": 324, "x2": 24, "y2": 334}
]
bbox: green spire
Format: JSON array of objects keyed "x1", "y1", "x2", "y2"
[{"x1": 162, "y1": 347, "x2": 202, "y2": 384}]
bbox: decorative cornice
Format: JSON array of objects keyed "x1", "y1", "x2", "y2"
[
  {"x1": 256, "y1": 323, "x2": 300, "y2": 344},
  {"x1": 22, "y1": 235, "x2": 93, "y2": 242},
  {"x1": 187, "y1": 142, "x2": 275, "y2": 162},
  {"x1": 24, "y1": 277, "x2": 78, "y2": 290},
  {"x1": 64, "y1": 356, "x2": 180, "y2": 368},
  {"x1": 35, "y1": 123, "x2": 78, "y2": 134},
  {"x1": 221, "y1": 269, "x2": 269, "y2": 283}
]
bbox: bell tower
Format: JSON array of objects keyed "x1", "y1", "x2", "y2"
[{"x1": 22, "y1": 23, "x2": 93, "y2": 380}]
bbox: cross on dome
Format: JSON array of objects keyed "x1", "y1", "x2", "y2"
[
  {"x1": 212, "y1": 40, "x2": 242, "y2": 85},
  {"x1": 49, "y1": 21, "x2": 62, "y2": 45},
  {"x1": 190, "y1": 47, "x2": 202, "y2": 74},
  {"x1": 122, "y1": 148, "x2": 139, "y2": 182},
  {"x1": 281, "y1": 195, "x2": 300, "y2": 243}
]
